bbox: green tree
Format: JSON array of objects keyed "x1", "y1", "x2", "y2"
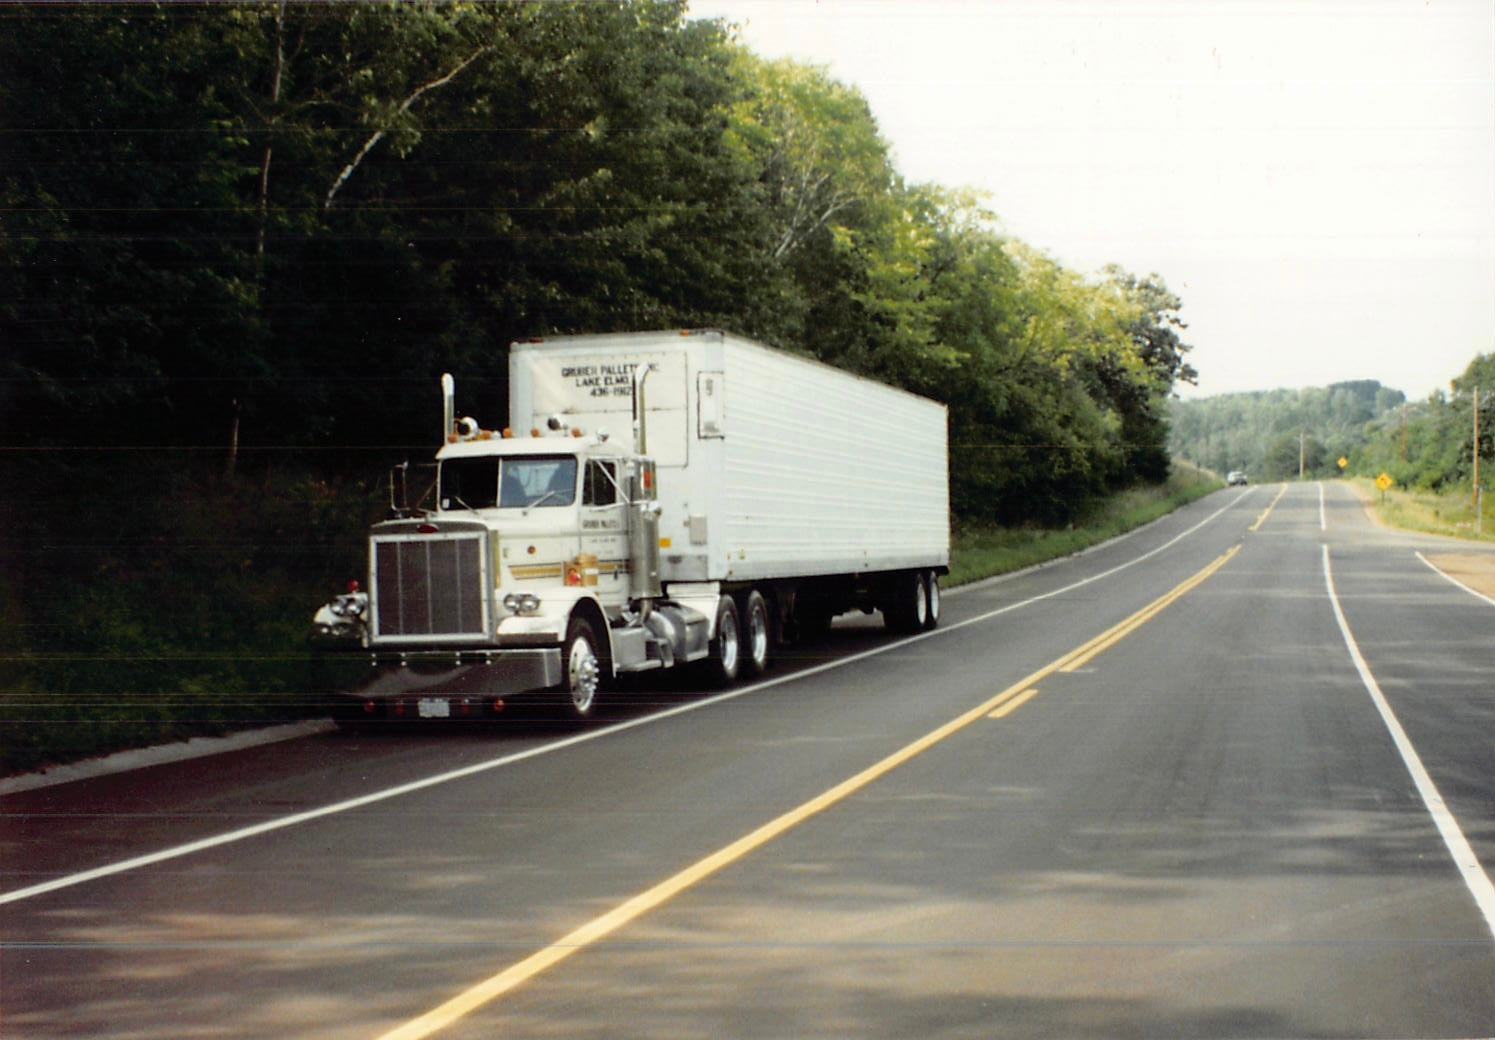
[
  {"x1": 1, "y1": 4, "x2": 267, "y2": 447},
  {"x1": 1101, "y1": 269, "x2": 1195, "y2": 481}
]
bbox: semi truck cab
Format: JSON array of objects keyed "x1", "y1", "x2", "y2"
[{"x1": 312, "y1": 375, "x2": 719, "y2": 723}]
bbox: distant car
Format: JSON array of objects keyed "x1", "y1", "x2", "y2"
[{"x1": 1227, "y1": 470, "x2": 1248, "y2": 486}]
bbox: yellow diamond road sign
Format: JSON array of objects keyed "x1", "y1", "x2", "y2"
[
  {"x1": 1338, "y1": 456, "x2": 1348, "y2": 469},
  {"x1": 1376, "y1": 472, "x2": 1393, "y2": 491}
]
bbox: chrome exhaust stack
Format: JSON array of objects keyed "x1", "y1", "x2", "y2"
[{"x1": 441, "y1": 373, "x2": 456, "y2": 442}]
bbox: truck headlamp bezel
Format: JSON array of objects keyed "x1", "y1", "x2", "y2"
[{"x1": 503, "y1": 592, "x2": 542, "y2": 616}]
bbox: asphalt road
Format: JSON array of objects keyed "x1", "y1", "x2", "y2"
[{"x1": 4, "y1": 482, "x2": 1494, "y2": 1039}]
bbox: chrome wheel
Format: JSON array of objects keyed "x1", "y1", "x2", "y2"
[
  {"x1": 718, "y1": 613, "x2": 740, "y2": 677},
  {"x1": 564, "y1": 619, "x2": 600, "y2": 716},
  {"x1": 708, "y1": 595, "x2": 741, "y2": 686},
  {"x1": 741, "y1": 590, "x2": 770, "y2": 676}
]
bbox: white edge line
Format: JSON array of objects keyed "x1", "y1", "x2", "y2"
[
  {"x1": 1415, "y1": 550, "x2": 1495, "y2": 608},
  {"x1": 1, "y1": 494, "x2": 1244, "y2": 907},
  {"x1": 1322, "y1": 544, "x2": 1495, "y2": 939}
]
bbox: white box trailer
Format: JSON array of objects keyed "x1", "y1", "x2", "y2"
[
  {"x1": 508, "y1": 329, "x2": 949, "y2": 589},
  {"x1": 313, "y1": 329, "x2": 949, "y2": 723}
]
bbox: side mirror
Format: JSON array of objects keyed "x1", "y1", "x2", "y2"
[{"x1": 388, "y1": 462, "x2": 411, "y2": 518}]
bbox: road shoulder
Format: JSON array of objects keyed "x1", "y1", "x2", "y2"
[
  {"x1": 0, "y1": 719, "x2": 337, "y2": 796},
  {"x1": 1422, "y1": 553, "x2": 1495, "y2": 601}
]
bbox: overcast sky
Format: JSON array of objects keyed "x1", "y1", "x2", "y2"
[{"x1": 686, "y1": 0, "x2": 1495, "y2": 400}]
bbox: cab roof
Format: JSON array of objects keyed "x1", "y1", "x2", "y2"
[{"x1": 435, "y1": 434, "x2": 627, "y2": 461}]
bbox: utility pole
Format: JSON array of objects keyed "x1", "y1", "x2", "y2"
[
  {"x1": 1475, "y1": 386, "x2": 1482, "y2": 535},
  {"x1": 1299, "y1": 430, "x2": 1305, "y2": 481}
]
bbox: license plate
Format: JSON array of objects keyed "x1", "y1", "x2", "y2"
[{"x1": 417, "y1": 697, "x2": 451, "y2": 719}]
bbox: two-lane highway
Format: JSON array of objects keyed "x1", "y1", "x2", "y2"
[{"x1": 4, "y1": 483, "x2": 1493, "y2": 1038}]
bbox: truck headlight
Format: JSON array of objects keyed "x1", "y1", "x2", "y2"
[
  {"x1": 330, "y1": 594, "x2": 366, "y2": 618},
  {"x1": 504, "y1": 592, "x2": 542, "y2": 616}
]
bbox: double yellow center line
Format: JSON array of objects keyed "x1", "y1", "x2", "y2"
[
  {"x1": 379, "y1": 544, "x2": 1241, "y2": 1040},
  {"x1": 1250, "y1": 484, "x2": 1288, "y2": 531},
  {"x1": 1058, "y1": 543, "x2": 1240, "y2": 673}
]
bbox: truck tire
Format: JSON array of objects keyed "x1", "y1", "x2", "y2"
[
  {"x1": 883, "y1": 571, "x2": 929, "y2": 633},
  {"x1": 560, "y1": 615, "x2": 602, "y2": 718},
  {"x1": 738, "y1": 589, "x2": 771, "y2": 677},
  {"x1": 922, "y1": 572, "x2": 941, "y2": 631},
  {"x1": 705, "y1": 595, "x2": 741, "y2": 687}
]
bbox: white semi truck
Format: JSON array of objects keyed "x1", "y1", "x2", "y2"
[{"x1": 312, "y1": 329, "x2": 948, "y2": 721}]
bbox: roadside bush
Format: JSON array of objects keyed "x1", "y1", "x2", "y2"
[{"x1": 0, "y1": 455, "x2": 384, "y2": 775}]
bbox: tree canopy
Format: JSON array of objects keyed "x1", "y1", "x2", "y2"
[{"x1": 3, "y1": 0, "x2": 1193, "y2": 520}]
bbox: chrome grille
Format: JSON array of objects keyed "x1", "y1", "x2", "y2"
[{"x1": 372, "y1": 534, "x2": 487, "y2": 640}]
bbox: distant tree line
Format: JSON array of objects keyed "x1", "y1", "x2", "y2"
[
  {"x1": 2, "y1": 0, "x2": 1194, "y2": 525},
  {"x1": 1169, "y1": 354, "x2": 1493, "y2": 489},
  {"x1": 1170, "y1": 380, "x2": 1406, "y2": 480}
]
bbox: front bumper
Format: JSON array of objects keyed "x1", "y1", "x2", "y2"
[{"x1": 328, "y1": 648, "x2": 563, "y2": 720}]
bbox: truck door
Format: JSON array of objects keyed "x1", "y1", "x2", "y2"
[{"x1": 580, "y1": 459, "x2": 629, "y2": 611}]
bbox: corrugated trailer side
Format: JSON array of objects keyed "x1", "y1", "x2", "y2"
[
  {"x1": 716, "y1": 333, "x2": 948, "y2": 582},
  {"x1": 509, "y1": 329, "x2": 949, "y2": 587}
]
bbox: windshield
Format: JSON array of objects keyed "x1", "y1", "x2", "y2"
[
  {"x1": 439, "y1": 455, "x2": 578, "y2": 510},
  {"x1": 499, "y1": 455, "x2": 577, "y2": 509}
]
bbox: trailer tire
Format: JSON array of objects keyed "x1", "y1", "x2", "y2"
[
  {"x1": 705, "y1": 595, "x2": 741, "y2": 687},
  {"x1": 883, "y1": 571, "x2": 929, "y2": 633},
  {"x1": 922, "y1": 572, "x2": 941, "y2": 631},
  {"x1": 560, "y1": 615, "x2": 602, "y2": 718},
  {"x1": 738, "y1": 589, "x2": 771, "y2": 677}
]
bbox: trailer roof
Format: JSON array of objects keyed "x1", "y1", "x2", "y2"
[{"x1": 510, "y1": 328, "x2": 947, "y2": 413}]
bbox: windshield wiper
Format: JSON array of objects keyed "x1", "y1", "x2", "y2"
[{"x1": 522, "y1": 489, "x2": 566, "y2": 515}]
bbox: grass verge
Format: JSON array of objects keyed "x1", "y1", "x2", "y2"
[
  {"x1": 0, "y1": 462, "x2": 381, "y2": 779},
  {"x1": 1350, "y1": 477, "x2": 1495, "y2": 543},
  {"x1": 948, "y1": 461, "x2": 1222, "y2": 587}
]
